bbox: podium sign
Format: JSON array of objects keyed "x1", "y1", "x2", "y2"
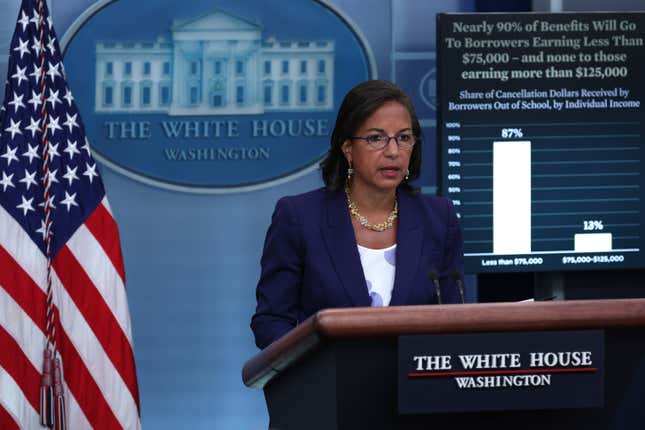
[{"x1": 398, "y1": 330, "x2": 604, "y2": 414}]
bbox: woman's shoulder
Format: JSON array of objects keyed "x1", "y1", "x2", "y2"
[
  {"x1": 400, "y1": 188, "x2": 456, "y2": 220},
  {"x1": 401, "y1": 188, "x2": 453, "y2": 208},
  {"x1": 273, "y1": 187, "x2": 339, "y2": 221},
  {"x1": 279, "y1": 187, "x2": 329, "y2": 205}
]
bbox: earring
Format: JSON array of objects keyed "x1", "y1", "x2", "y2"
[
  {"x1": 405, "y1": 169, "x2": 410, "y2": 181},
  {"x1": 347, "y1": 161, "x2": 354, "y2": 179}
]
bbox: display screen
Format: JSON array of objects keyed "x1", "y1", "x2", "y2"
[{"x1": 437, "y1": 13, "x2": 644, "y2": 273}]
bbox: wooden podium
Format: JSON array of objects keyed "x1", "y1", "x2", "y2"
[{"x1": 242, "y1": 299, "x2": 645, "y2": 429}]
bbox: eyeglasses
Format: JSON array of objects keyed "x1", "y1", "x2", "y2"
[{"x1": 350, "y1": 133, "x2": 416, "y2": 151}]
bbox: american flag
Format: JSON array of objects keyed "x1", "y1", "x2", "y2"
[{"x1": 0, "y1": 0, "x2": 141, "y2": 429}]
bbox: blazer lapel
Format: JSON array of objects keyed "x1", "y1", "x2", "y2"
[
  {"x1": 390, "y1": 190, "x2": 422, "y2": 306},
  {"x1": 321, "y1": 189, "x2": 371, "y2": 307}
]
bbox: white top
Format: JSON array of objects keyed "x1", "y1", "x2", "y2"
[{"x1": 357, "y1": 243, "x2": 396, "y2": 307}]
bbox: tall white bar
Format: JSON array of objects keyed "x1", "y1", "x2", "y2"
[{"x1": 493, "y1": 141, "x2": 531, "y2": 254}]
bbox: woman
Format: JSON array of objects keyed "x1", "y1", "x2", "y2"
[{"x1": 251, "y1": 80, "x2": 463, "y2": 349}]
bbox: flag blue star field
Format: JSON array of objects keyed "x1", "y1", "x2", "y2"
[{"x1": 0, "y1": 1, "x2": 141, "y2": 429}]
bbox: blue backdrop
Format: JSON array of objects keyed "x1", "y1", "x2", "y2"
[
  {"x1": 6, "y1": 0, "x2": 639, "y2": 428},
  {"x1": 0, "y1": 1, "x2": 473, "y2": 426}
]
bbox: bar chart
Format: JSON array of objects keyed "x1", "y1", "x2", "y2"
[
  {"x1": 442, "y1": 120, "x2": 642, "y2": 272},
  {"x1": 436, "y1": 12, "x2": 645, "y2": 272}
]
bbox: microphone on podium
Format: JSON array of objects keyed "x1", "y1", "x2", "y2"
[
  {"x1": 428, "y1": 270, "x2": 442, "y2": 305},
  {"x1": 451, "y1": 269, "x2": 466, "y2": 304}
]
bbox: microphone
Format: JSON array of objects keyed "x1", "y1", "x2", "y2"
[
  {"x1": 428, "y1": 270, "x2": 442, "y2": 304},
  {"x1": 451, "y1": 269, "x2": 465, "y2": 304}
]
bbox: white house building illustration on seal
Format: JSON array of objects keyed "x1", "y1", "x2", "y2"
[{"x1": 94, "y1": 8, "x2": 335, "y2": 115}]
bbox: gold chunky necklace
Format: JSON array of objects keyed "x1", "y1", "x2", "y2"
[{"x1": 344, "y1": 184, "x2": 398, "y2": 232}]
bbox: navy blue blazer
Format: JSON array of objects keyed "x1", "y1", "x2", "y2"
[{"x1": 251, "y1": 187, "x2": 464, "y2": 349}]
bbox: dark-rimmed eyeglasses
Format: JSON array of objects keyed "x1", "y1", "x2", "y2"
[{"x1": 350, "y1": 133, "x2": 416, "y2": 150}]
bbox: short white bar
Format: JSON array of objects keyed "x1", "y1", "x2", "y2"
[{"x1": 574, "y1": 233, "x2": 613, "y2": 252}]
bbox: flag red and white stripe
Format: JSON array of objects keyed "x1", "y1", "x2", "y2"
[
  {"x1": 1, "y1": 198, "x2": 141, "y2": 429},
  {"x1": 0, "y1": 0, "x2": 141, "y2": 428}
]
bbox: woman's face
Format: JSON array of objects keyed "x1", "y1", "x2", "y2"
[{"x1": 342, "y1": 100, "x2": 414, "y2": 194}]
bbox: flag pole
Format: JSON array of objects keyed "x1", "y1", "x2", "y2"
[{"x1": 35, "y1": 0, "x2": 63, "y2": 427}]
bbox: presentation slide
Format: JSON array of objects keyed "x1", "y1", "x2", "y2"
[{"x1": 437, "y1": 13, "x2": 644, "y2": 273}]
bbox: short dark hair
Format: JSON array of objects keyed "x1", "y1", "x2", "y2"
[{"x1": 320, "y1": 79, "x2": 422, "y2": 191}]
